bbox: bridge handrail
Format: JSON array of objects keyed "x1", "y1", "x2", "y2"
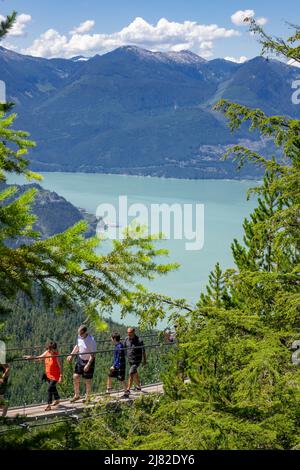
[
  {"x1": 10, "y1": 341, "x2": 175, "y2": 363},
  {"x1": 5, "y1": 332, "x2": 166, "y2": 353}
]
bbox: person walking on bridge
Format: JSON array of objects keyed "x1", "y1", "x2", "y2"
[
  {"x1": 0, "y1": 363, "x2": 10, "y2": 417},
  {"x1": 67, "y1": 325, "x2": 96, "y2": 403},
  {"x1": 24, "y1": 341, "x2": 62, "y2": 412},
  {"x1": 123, "y1": 328, "x2": 147, "y2": 398},
  {"x1": 106, "y1": 333, "x2": 127, "y2": 396}
]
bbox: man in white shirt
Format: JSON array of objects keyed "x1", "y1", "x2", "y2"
[{"x1": 67, "y1": 325, "x2": 97, "y2": 403}]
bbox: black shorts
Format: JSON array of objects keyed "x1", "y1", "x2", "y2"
[
  {"x1": 75, "y1": 357, "x2": 95, "y2": 379},
  {"x1": 108, "y1": 368, "x2": 126, "y2": 382},
  {"x1": 129, "y1": 363, "x2": 141, "y2": 375}
]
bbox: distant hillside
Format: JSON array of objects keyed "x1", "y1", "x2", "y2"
[
  {"x1": 0, "y1": 182, "x2": 98, "y2": 242},
  {"x1": 1, "y1": 45, "x2": 299, "y2": 178}
]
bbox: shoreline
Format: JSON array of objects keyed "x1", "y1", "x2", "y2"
[{"x1": 27, "y1": 170, "x2": 263, "y2": 185}]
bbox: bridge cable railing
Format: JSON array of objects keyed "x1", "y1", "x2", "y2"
[
  {"x1": 5, "y1": 332, "x2": 163, "y2": 353},
  {"x1": 2, "y1": 338, "x2": 176, "y2": 412}
]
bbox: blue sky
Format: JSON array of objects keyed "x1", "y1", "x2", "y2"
[{"x1": 1, "y1": 0, "x2": 299, "y2": 61}]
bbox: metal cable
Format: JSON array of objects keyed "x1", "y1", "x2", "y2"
[
  {"x1": 5, "y1": 333, "x2": 163, "y2": 353},
  {"x1": 10, "y1": 342, "x2": 174, "y2": 363}
]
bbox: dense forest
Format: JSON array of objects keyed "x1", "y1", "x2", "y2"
[
  {"x1": 0, "y1": 13, "x2": 299, "y2": 450},
  {"x1": 3, "y1": 290, "x2": 166, "y2": 407}
]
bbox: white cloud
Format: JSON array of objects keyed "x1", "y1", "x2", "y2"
[
  {"x1": 288, "y1": 59, "x2": 300, "y2": 68},
  {"x1": 225, "y1": 55, "x2": 248, "y2": 64},
  {"x1": 256, "y1": 17, "x2": 268, "y2": 26},
  {"x1": 0, "y1": 13, "x2": 32, "y2": 37},
  {"x1": 24, "y1": 29, "x2": 68, "y2": 58},
  {"x1": 1, "y1": 41, "x2": 19, "y2": 51},
  {"x1": 70, "y1": 20, "x2": 95, "y2": 35},
  {"x1": 22, "y1": 16, "x2": 240, "y2": 59},
  {"x1": 231, "y1": 10, "x2": 267, "y2": 27},
  {"x1": 231, "y1": 10, "x2": 255, "y2": 26},
  {"x1": 199, "y1": 41, "x2": 213, "y2": 59}
]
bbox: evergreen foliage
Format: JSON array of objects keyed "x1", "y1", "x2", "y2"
[{"x1": 0, "y1": 12, "x2": 16, "y2": 40}]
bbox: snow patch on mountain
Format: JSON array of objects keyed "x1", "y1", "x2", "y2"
[
  {"x1": 71, "y1": 55, "x2": 89, "y2": 62},
  {"x1": 116, "y1": 45, "x2": 206, "y2": 66}
]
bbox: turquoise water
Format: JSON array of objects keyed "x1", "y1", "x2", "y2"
[{"x1": 7, "y1": 173, "x2": 258, "y2": 326}]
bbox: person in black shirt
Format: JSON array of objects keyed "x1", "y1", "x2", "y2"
[{"x1": 123, "y1": 328, "x2": 146, "y2": 397}]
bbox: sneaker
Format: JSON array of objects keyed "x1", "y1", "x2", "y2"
[
  {"x1": 70, "y1": 396, "x2": 80, "y2": 403},
  {"x1": 44, "y1": 405, "x2": 52, "y2": 412},
  {"x1": 122, "y1": 390, "x2": 130, "y2": 399},
  {"x1": 53, "y1": 400, "x2": 60, "y2": 406},
  {"x1": 134, "y1": 386, "x2": 142, "y2": 392},
  {"x1": 106, "y1": 388, "x2": 113, "y2": 395}
]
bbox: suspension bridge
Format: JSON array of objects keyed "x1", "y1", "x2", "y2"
[
  {"x1": 5, "y1": 382, "x2": 165, "y2": 420},
  {"x1": 1, "y1": 333, "x2": 175, "y2": 428}
]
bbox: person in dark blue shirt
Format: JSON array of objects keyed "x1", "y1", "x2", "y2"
[{"x1": 106, "y1": 333, "x2": 126, "y2": 396}]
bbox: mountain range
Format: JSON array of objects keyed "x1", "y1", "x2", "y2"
[{"x1": 1, "y1": 45, "x2": 299, "y2": 178}]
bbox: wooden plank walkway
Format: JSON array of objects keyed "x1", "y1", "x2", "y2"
[{"x1": 6, "y1": 382, "x2": 164, "y2": 420}]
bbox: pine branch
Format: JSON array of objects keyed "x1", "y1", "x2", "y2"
[
  {"x1": 0, "y1": 11, "x2": 17, "y2": 40},
  {"x1": 246, "y1": 18, "x2": 300, "y2": 64}
]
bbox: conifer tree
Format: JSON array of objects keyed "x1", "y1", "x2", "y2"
[
  {"x1": 231, "y1": 167, "x2": 283, "y2": 272},
  {"x1": 198, "y1": 262, "x2": 231, "y2": 307}
]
